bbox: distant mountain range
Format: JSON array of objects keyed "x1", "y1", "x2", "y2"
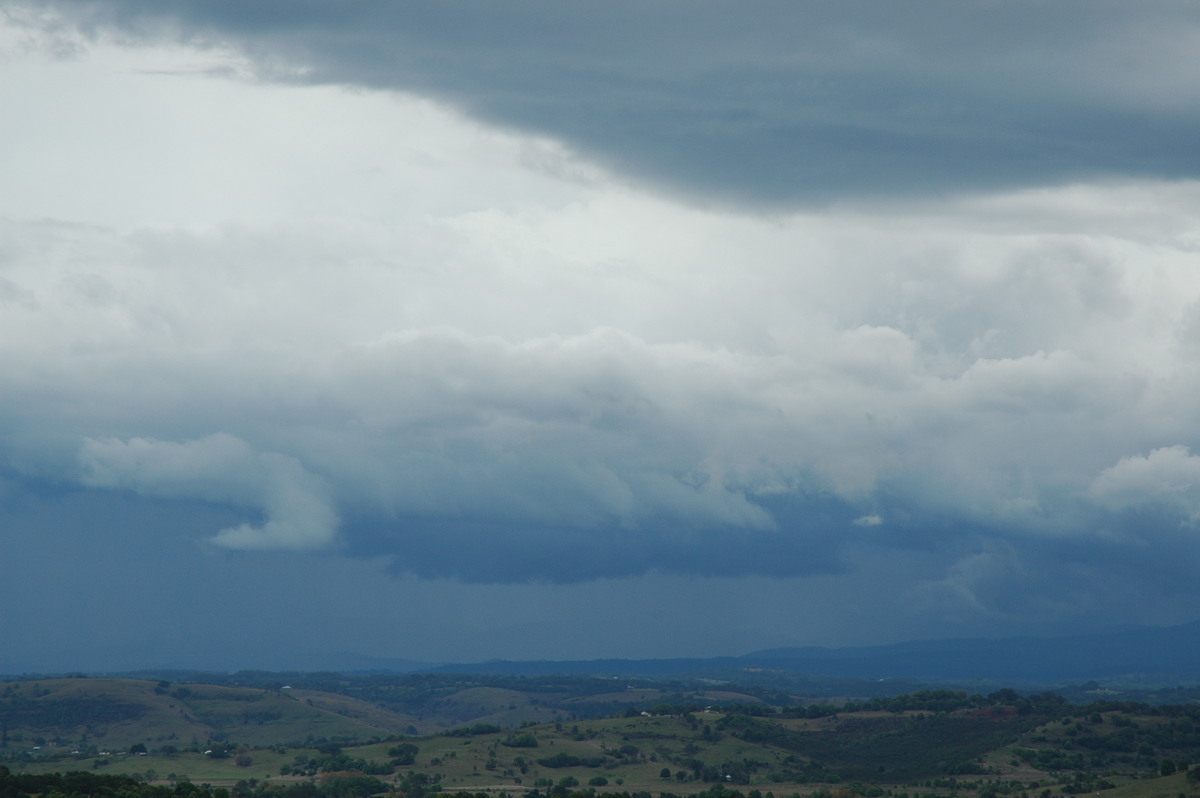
[
  {"x1": 421, "y1": 618, "x2": 1200, "y2": 684},
  {"x1": 55, "y1": 618, "x2": 1200, "y2": 687}
]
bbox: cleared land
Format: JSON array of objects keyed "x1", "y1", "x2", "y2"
[{"x1": 2, "y1": 677, "x2": 1199, "y2": 798}]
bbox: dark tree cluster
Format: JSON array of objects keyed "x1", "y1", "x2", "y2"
[{"x1": 0, "y1": 766, "x2": 228, "y2": 798}]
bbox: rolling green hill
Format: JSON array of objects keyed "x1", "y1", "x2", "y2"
[
  {"x1": 0, "y1": 678, "x2": 413, "y2": 753},
  {"x1": 3, "y1": 677, "x2": 1199, "y2": 798}
]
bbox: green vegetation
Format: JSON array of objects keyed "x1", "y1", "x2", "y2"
[
  {"x1": 3, "y1": 675, "x2": 1200, "y2": 798},
  {"x1": 0, "y1": 678, "x2": 410, "y2": 753}
]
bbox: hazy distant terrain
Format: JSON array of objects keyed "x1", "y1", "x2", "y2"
[{"x1": 281, "y1": 619, "x2": 1200, "y2": 686}]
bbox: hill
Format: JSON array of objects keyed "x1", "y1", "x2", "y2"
[
  {"x1": 0, "y1": 677, "x2": 416, "y2": 753},
  {"x1": 0, "y1": 675, "x2": 788, "y2": 756},
  {"x1": 744, "y1": 618, "x2": 1200, "y2": 682},
  {"x1": 423, "y1": 619, "x2": 1200, "y2": 684},
  {"x1": 3, "y1": 683, "x2": 1200, "y2": 798}
]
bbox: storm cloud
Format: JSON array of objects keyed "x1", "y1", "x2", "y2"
[
  {"x1": 3, "y1": 2, "x2": 1200, "y2": 670},
  {"x1": 16, "y1": 0, "x2": 1200, "y2": 206}
]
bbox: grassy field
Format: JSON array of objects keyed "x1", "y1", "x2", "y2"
[
  {"x1": 1101, "y1": 771, "x2": 1195, "y2": 798},
  {"x1": 0, "y1": 678, "x2": 400, "y2": 755},
  {"x1": 10, "y1": 748, "x2": 297, "y2": 783},
  {"x1": 11, "y1": 710, "x2": 1198, "y2": 798},
  {"x1": 4, "y1": 678, "x2": 1199, "y2": 798}
]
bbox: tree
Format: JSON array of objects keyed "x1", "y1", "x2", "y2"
[
  {"x1": 388, "y1": 742, "x2": 419, "y2": 765},
  {"x1": 661, "y1": 768, "x2": 673, "y2": 780},
  {"x1": 503, "y1": 733, "x2": 538, "y2": 748}
]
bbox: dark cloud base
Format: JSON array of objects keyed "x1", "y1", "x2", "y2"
[
  {"x1": 38, "y1": 0, "x2": 1200, "y2": 206},
  {"x1": 347, "y1": 500, "x2": 852, "y2": 585}
]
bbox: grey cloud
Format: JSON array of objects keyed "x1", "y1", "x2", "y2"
[
  {"x1": 6, "y1": 201, "x2": 1200, "y2": 594},
  {"x1": 5, "y1": 14, "x2": 1200, "y2": 652},
  {"x1": 23, "y1": 0, "x2": 1200, "y2": 206}
]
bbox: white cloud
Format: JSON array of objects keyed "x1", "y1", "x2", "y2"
[
  {"x1": 5, "y1": 5, "x2": 1200, "y2": 664},
  {"x1": 3, "y1": 20, "x2": 1200, "y2": 590},
  {"x1": 1089, "y1": 445, "x2": 1200, "y2": 522},
  {"x1": 80, "y1": 434, "x2": 339, "y2": 550}
]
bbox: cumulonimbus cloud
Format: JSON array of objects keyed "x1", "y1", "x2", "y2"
[
  {"x1": 79, "y1": 433, "x2": 339, "y2": 550},
  {"x1": 2, "y1": 7, "x2": 1199, "y2": 632}
]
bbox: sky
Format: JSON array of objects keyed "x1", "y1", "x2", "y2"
[{"x1": 4, "y1": 1, "x2": 1200, "y2": 673}]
